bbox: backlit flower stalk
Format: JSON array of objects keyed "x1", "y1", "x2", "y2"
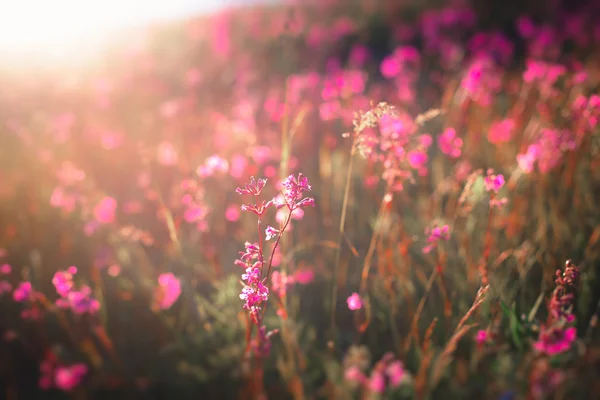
[{"x1": 236, "y1": 174, "x2": 314, "y2": 356}]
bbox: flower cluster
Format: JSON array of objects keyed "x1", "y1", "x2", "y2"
[
  {"x1": 53, "y1": 267, "x2": 100, "y2": 315},
  {"x1": 153, "y1": 273, "x2": 182, "y2": 310},
  {"x1": 344, "y1": 352, "x2": 407, "y2": 395},
  {"x1": 40, "y1": 359, "x2": 88, "y2": 392},
  {"x1": 533, "y1": 260, "x2": 579, "y2": 356},
  {"x1": 423, "y1": 224, "x2": 450, "y2": 254}
]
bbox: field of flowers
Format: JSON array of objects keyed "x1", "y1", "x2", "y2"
[{"x1": 1, "y1": 0, "x2": 600, "y2": 398}]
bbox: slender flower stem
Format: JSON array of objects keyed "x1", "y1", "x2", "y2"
[{"x1": 330, "y1": 140, "x2": 357, "y2": 340}]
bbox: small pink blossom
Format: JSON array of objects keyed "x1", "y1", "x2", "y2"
[
  {"x1": 534, "y1": 326, "x2": 577, "y2": 355},
  {"x1": 13, "y1": 281, "x2": 32, "y2": 302},
  {"x1": 0, "y1": 281, "x2": 12, "y2": 295},
  {"x1": 293, "y1": 268, "x2": 315, "y2": 285},
  {"x1": 54, "y1": 363, "x2": 88, "y2": 391},
  {"x1": 265, "y1": 226, "x2": 280, "y2": 241},
  {"x1": 154, "y1": 273, "x2": 181, "y2": 310},
  {"x1": 157, "y1": 141, "x2": 178, "y2": 166},
  {"x1": 475, "y1": 329, "x2": 489, "y2": 345},
  {"x1": 488, "y1": 119, "x2": 515, "y2": 144},
  {"x1": 0, "y1": 264, "x2": 11, "y2": 274},
  {"x1": 484, "y1": 170, "x2": 505, "y2": 193},
  {"x1": 386, "y1": 360, "x2": 405, "y2": 387},
  {"x1": 347, "y1": 292, "x2": 363, "y2": 310},
  {"x1": 344, "y1": 366, "x2": 366, "y2": 385},
  {"x1": 438, "y1": 127, "x2": 463, "y2": 158},
  {"x1": 369, "y1": 371, "x2": 386, "y2": 393},
  {"x1": 225, "y1": 205, "x2": 241, "y2": 222},
  {"x1": 93, "y1": 196, "x2": 117, "y2": 224}
]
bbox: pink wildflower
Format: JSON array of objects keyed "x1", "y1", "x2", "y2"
[
  {"x1": 438, "y1": 127, "x2": 463, "y2": 158},
  {"x1": 386, "y1": 360, "x2": 405, "y2": 387},
  {"x1": 484, "y1": 170, "x2": 505, "y2": 193},
  {"x1": 488, "y1": 119, "x2": 515, "y2": 144},
  {"x1": 0, "y1": 264, "x2": 11, "y2": 274},
  {"x1": 93, "y1": 196, "x2": 117, "y2": 224},
  {"x1": 475, "y1": 329, "x2": 489, "y2": 345},
  {"x1": 534, "y1": 326, "x2": 577, "y2": 355},
  {"x1": 13, "y1": 281, "x2": 32, "y2": 302},
  {"x1": 265, "y1": 226, "x2": 280, "y2": 241},
  {"x1": 369, "y1": 371, "x2": 386, "y2": 394},
  {"x1": 54, "y1": 363, "x2": 87, "y2": 391},
  {"x1": 154, "y1": 273, "x2": 181, "y2": 310},
  {"x1": 344, "y1": 365, "x2": 366, "y2": 385},
  {"x1": 347, "y1": 292, "x2": 363, "y2": 310}
]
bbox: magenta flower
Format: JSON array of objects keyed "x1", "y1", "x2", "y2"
[
  {"x1": 488, "y1": 119, "x2": 515, "y2": 144},
  {"x1": 347, "y1": 292, "x2": 363, "y2": 310},
  {"x1": 13, "y1": 281, "x2": 32, "y2": 302},
  {"x1": 236, "y1": 176, "x2": 267, "y2": 196},
  {"x1": 475, "y1": 329, "x2": 489, "y2": 345},
  {"x1": 484, "y1": 170, "x2": 505, "y2": 193},
  {"x1": 293, "y1": 268, "x2": 315, "y2": 285},
  {"x1": 534, "y1": 326, "x2": 577, "y2": 355},
  {"x1": 0, "y1": 281, "x2": 12, "y2": 295},
  {"x1": 0, "y1": 263, "x2": 11, "y2": 274},
  {"x1": 154, "y1": 273, "x2": 181, "y2": 310},
  {"x1": 93, "y1": 196, "x2": 117, "y2": 224},
  {"x1": 386, "y1": 360, "x2": 405, "y2": 387},
  {"x1": 344, "y1": 365, "x2": 366, "y2": 385},
  {"x1": 52, "y1": 266, "x2": 77, "y2": 297},
  {"x1": 369, "y1": 371, "x2": 386, "y2": 394},
  {"x1": 54, "y1": 363, "x2": 88, "y2": 392},
  {"x1": 265, "y1": 226, "x2": 280, "y2": 241},
  {"x1": 423, "y1": 224, "x2": 450, "y2": 254},
  {"x1": 281, "y1": 174, "x2": 315, "y2": 211},
  {"x1": 225, "y1": 205, "x2": 240, "y2": 222},
  {"x1": 438, "y1": 127, "x2": 463, "y2": 158}
]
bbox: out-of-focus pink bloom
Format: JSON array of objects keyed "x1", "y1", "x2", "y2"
[
  {"x1": 438, "y1": 127, "x2": 462, "y2": 158},
  {"x1": 93, "y1": 196, "x2": 117, "y2": 224},
  {"x1": 319, "y1": 101, "x2": 341, "y2": 121},
  {"x1": 516, "y1": 16, "x2": 536, "y2": 39},
  {"x1": 13, "y1": 282, "x2": 32, "y2": 302},
  {"x1": 154, "y1": 273, "x2": 181, "y2": 310},
  {"x1": 160, "y1": 100, "x2": 179, "y2": 119},
  {"x1": 423, "y1": 224, "x2": 450, "y2": 254},
  {"x1": 347, "y1": 292, "x2": 363, "y2": 310},
  {"x1": 197, "y1": 155, "x2": 229, "y2": 177},
  {"x1": 56, "y1": 285, "x2": 100, "y2": 315},
  {"x1": 54, "y1": 363, "x2": 87, "y2": 391},
  {"x1": 484, "y1": 170, "x2": 505, "y2": 193},
  {"x1": 157, "y1": 141, "x2": 178, "y2": 166},
  {"x1": 344, "y1": 366, "x2": 366, "y2": 385},
  {"x1": 369, "y1": 371, "x2": 386, "y2": 393},
  {"x1": 0, "y1": 281, "x2": 12, "y2": 295},
  {"x1": 408, "y1": 150, "x2": 428, "y2": 169},
  {"x1": 534, "y1": 326, "x2": 577, "y2": 355},
  {"x1": 475, "y1": 329, "x2": 488, "y2": 345},
  {"x1": 52, "y1": 267, "x2": 77, "y2": 297},
  {"x1": 185, "y1": 68, "x2": 203, "y2": 87},
  {"x1": 39, "y1": 360, "x2": 54, "y2": 390},
  {"x1": 271, "y1": 271, "x2": 295, "y2": 297},
  {"x1": 349, "y1": 45, "x2": 370, "y2": 67},
  {"x1": 293, "y1": 268, "x2": 315, "y2": 285},
  {"x1": 100, "y1": 131, "x2": 123, "y2": 149},
  {"x1": 229, "y1": 154, "x2": 248, "y2": 179},
  {"x1": 386, "y1": 360, "x2": 405, "y2": 387},
  {"x1": 0, "y1": 264, "x2": 11, "y2": 274},
  {"x1": 488, "y1": 119, "x2": 515, "y2": 144},
  {"x1": 225, "y1": 205, "x2": 241, "y2": 222}
]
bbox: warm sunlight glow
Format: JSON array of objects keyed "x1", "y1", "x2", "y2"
[{"x1": 0, "y1": 1, "x2": 220, "y2": 65}]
